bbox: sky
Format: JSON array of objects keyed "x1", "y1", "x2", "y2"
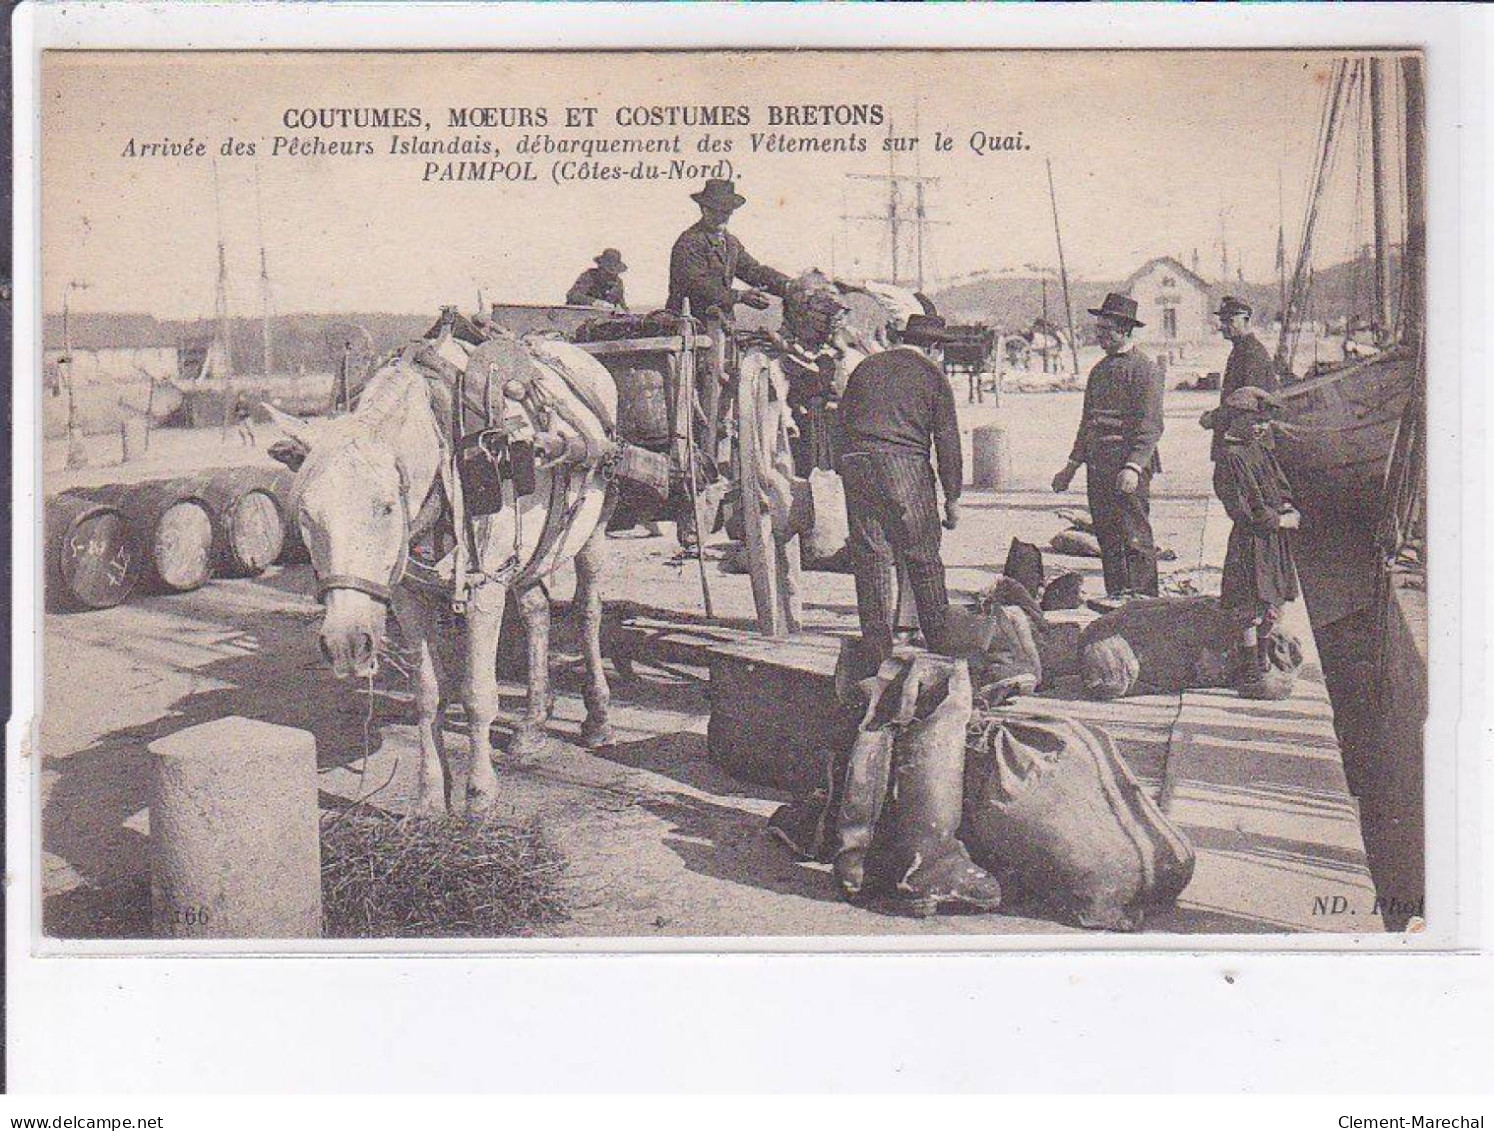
[{"x1": 41, "y1": 49, "x2": 1416, "y2": 318}]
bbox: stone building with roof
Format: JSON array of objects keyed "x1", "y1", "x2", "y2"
[{"x1": 1123, "y1": 256, "x2": 1215, "y2": 347}]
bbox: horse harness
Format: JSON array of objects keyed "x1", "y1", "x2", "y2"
[{"x1": 314, "y1": 319, "x2": 619, "y2": 615}]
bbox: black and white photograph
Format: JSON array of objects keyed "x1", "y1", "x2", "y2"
[{"x1": 30, "y1": 45, "x2": 1432, "y2": 946}]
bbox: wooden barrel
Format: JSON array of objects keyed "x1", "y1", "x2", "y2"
[
  {"x1": 83, "y1": 479, "x2": 215, "y2": 594},
  {"x1": 606, "y1": 360, "x2": 674, "y2": 447},
  {"x1": 261, "y1": 465, "x2": 308, "y2": 564},
  {"x1": 47, "y1": 493, "x2": 143, "y2": 610},
  {"x1": 198, "y1": 467, "x2": 288, "y2": 577}
]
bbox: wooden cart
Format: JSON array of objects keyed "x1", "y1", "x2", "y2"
[{"x1": 567, "y1": 311, "x2": 805, "y2": 637}]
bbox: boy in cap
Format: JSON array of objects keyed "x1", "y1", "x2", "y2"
[
  {"x1": 1209, "y1": 385, "x2": 1302, "y2": 692},
  {"x1": 566, "y1": 248, "x2": 628, "y2": 309},
  {"x1": 1052, "y1": 293, "x2": 1164, "y2": 597}
]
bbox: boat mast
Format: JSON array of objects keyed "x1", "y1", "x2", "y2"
[
  {"x1": 1277, "y1": 168, "x2": 1288, "y2": 321},
  {"x1": 845, "y1": 116, "x2": 942, "y2": 290},
  {"x1": 211, "y1": 158, "x2": 235, "y2": 439},
  {"x1": 1369, "y1": 58, "x2": 1394, "y2": 347},
  {"x1": 1401, "y1": 55, "x2": 1425, "y2": 352},
  {"x1": 888, "y1": 125, "x2": 901, "y2": 285},
  {"x1": 1276, "y1": 59, "x2": 1352, "y2": 374},
  {"x1": 255, "y1": 163, "x2": 272, "y2": 379},
  {"x1": 1046, "y1": 158, "x2": 1082, "y2": 376}
]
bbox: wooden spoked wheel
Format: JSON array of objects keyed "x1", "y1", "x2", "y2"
[{"x1": 734, "y1": 348, "x2": 803, "y2": 637}]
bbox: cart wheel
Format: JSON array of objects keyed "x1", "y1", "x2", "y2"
[{"x1": 735, "y1": 348, "x2": 803, "y2": 637}]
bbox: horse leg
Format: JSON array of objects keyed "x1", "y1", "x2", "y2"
[
  {"x1": 509, "y1": 582, "x2": 553, "y2": 758},
  {"x1": 464, "y1": 583, "x2": 506, "y2": 813},
  {"x1": 575, "y1": 523, "x2": 615, "y2": 749},
  {"x1": 391, "y1": 592, "x2": 450, "y2": 815}
]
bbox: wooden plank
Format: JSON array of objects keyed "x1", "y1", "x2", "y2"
[
  {"x1": 573, "y1": 335, "x2": 714, "y2": 356},
  {"x1": 611, "y1": 615, "x2": 845, "y2": 673},
  {"x1": 1159, "y1": 679, "x2": 1383, "y2": 933}
]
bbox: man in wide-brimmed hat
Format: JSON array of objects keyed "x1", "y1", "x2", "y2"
[
  {"x1": 666, "y1": 179, "x2": 795, "y2": 549},
  {"x1": 1200, "y1": 294, "x2": 1278, "y2": 462},
  {"x1": 838, "y1": 312, "x2": 964, "y2": 667},
  {"x1": 566, "y1": 248, "x2": 629, "y2": 309},
  {"x1": 1052, "y1": 292, "x2": 1165, "y2": 597},
  {"x1": 666, "y1": 179, "x2": 792, "y2": 320}
]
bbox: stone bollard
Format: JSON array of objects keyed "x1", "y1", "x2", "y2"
[
  {"x1": 149, "y1": 717, "x2": 322, "y2": 939},
  {"x1": 971, "y1": 425, "x2": 1011, "y2": 490}
]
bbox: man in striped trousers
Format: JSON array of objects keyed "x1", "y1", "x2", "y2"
[{"x1": 837, "y1": 314, "x2": 963, "y2": 669}]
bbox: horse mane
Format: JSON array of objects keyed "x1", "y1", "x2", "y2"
[{"x1": 291, "y1": 359, "x2": 438, "y2": 505}]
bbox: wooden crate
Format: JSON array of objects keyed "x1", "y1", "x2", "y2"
[{"x1": 609, "y1": 616, "x2": 856, "y2": 794}]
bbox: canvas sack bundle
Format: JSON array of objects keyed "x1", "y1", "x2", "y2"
[
  {"x1": 1050, "y1": 528, "x2": 1103, "y2": 558},
  {"x1": 961, "y1": 711, "x2": 1195, "y2": 930},
  {"x1": 941, "y1": 606, "x2": 1044, "y2": 702},
  {"x1": 1079, "y1": 595, "x2": 1303, "y2": 700},
  {"x1": 1001, "y1": 538, "x2": 1046, "y2": 597}
]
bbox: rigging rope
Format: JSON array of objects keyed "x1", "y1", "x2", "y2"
[
  {"x1": 1349, "y1": 61, "x2": 1369, "y2": 330},
  {"x1": 1279, "y1": 59, "x2": 1353, "y2": 375}
]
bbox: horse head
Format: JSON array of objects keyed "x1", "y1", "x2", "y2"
[{"x1": 266, "y1": 362, "x2": 443, "y2": 678}]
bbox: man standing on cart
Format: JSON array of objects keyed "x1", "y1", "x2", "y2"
[
  {"x1": 666, "y1": 178, "x2": 795, "y2": 549},
  {"x1": 667, "y1": 180, "x2": 793, "y2": 437}
]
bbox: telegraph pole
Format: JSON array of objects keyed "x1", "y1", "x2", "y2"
[
  {"x1": 255, "y1": 163, "x2": 273, "y2": 380},
  {"x1": 62, "y1": 280, "x2": 90, "y2": 469}
]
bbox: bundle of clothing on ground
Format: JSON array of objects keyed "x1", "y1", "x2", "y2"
[
  {"x1": 767, "y1": 574, "x2": 1308, "y2": 927},
  {"x1": 768, "y1": 641, "x2": 1197, "y2": 929}
]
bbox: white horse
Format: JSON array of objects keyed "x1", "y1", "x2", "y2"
[{"x1": 268, "y1": 337, "x2": 618, "y2": 815}]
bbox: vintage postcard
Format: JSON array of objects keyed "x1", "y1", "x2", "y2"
[{"x1": 28, "y1": 43, "x2": 1440, "y2": 951}]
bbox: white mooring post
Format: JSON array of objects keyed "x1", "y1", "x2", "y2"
[
  {"x1": 148, "y1": 716, "x2": 322, "y2": 938},
  {"x1": 971, "y1": 424, "x2": 1010, "y2": 490}
]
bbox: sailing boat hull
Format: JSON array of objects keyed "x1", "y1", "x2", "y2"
[{"x1": 1273, "y1": 347, "x2": 1414, "y2": 521}]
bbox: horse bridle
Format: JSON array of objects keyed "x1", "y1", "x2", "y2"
[{"x1": 309, "y1": 454, "x2": 418, "y2": 608}]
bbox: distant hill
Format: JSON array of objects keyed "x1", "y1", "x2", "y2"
[
  {"x1": 929, "y1": 251, "x2": 1403, "y2": 336},
  {"x1": 42, "y1": 312, "x2": 174, "y2": 351}
]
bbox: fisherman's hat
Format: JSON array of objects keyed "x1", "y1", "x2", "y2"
[
  {"x1": 595, "y1": 248, "x2": 627, "y2": 273},
  {"x1": 1087, "y1": 292, "x2": 1145, "y2": 329},
  {"x1": 898, "y1": 313, "x2": 954, "y2": 346},
  {"x1": 691, "y1": 178, "x2": 747, "y2": 211}
]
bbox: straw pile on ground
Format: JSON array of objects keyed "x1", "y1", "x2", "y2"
[{"x1": 321, "y1": 811, "x2": 570, "y2": 938}]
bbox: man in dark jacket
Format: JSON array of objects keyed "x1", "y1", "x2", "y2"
[
  {"x1": 838, "y1": 314, "x2": 963, "y2": 665},
  {"x1": 667, "y1": 178, "x2": 795, "y2": 543},
  {"x1": 666, "y1": 179, "x2": 792, "y2": 319},
  {"x1": 1052, "y1": 293, "x2": 1164, "y2": 597},
  {"x1": 830, "y1": 313, "x2": 1006, "y2": 918},
  {"x1": 1202, "y1": 295, "x2": 1278, "y2": 461},
  {"x1": 566, "y1": 248, "x2": 628, "y2": 309}
]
